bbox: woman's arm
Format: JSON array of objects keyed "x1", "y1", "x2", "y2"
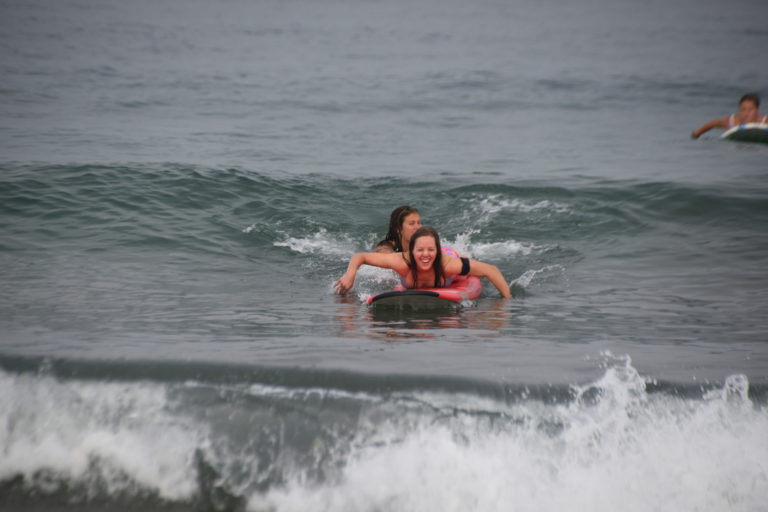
[
  {"x1": 333, "y1": 252, "x2": 405, "y2": 295},
  {"x1": 691, "y1": 116, "x2": 729, "y2": 139},
  {"x1": 444, "y1": 257, "x2": 511, "y2": 298},
  {"x1": 468, "y1": 260, "x2": 511, "y2": 298}
]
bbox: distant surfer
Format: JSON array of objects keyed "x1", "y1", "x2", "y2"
[
  {"x1": 335, "y1": 226, "x2": 512, "y2": 298},
  {"x1": 691, "y1": 93, "x2": 766, "y2": 139},
  {"x1": 373, "y1": 205, "x2": 422, "y2": 253}
]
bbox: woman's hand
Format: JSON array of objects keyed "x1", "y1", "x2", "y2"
[
  {"x1": 333, "y1": 272, "x2": 355, "y2": 295},
  {"x1": 333, "y1": 251, "x2": 405, "y2": 295}
]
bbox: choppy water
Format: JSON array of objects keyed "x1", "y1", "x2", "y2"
[{"x1": 1, "y1": 0, "x2": 767, "y2": 510}]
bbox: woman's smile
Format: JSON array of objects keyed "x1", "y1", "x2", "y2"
[
  {"x1": 412, "y1": 236, "x2": 437, "y2": 271},
  {"x1": 418, "y1": 254, "x2": 433, "y2": 269}
]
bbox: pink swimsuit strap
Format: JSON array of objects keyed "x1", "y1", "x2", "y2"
[{"x1": 441, "y1": 246, "x2": 460, "y2": 258}]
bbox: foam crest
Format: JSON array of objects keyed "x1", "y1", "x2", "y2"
[
  {"x1": 440, "y1": 231, "x2": 541, "y2": 261},
  {"x1": 2, "y1": 362, "x2": 766, "y2": 512},
  {"x1": 469, "y1": 239, "x2": 537, "y2": 258},
  {"x1": 440, "y1": 231, "x2": 477, "y2": 257},
  {"x1": 0, "y1": 369, "x2": 201, "y2": 501},
  {"x1": 259, "y1": 358, "x2": 768, "y2": 512},
  {"x1": 463, "y1": 194, "x2": 572, "y2": 225},
  {"x1": 274, "y1": 228, "x2": 357, "y2": 257},
  {"x1": 706, "y1": 373, "x2": 750, "y2": 406}
]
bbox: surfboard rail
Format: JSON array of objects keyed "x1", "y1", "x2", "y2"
[
  {"x1": 721, "y1": 122, "x2": 768, "y2": 144},
  {"x1": 367, "y1": 276, "x2": 482, "y2": 307}
]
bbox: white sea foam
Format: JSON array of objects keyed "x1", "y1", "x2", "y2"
[
  {"x1": 274, "y1": 228, "x2": 358, "y2": 257},
  {"x1": 470, "y1": 239, "x2": 538, "y2": 258},
  {"x1": 462, "y1": 194, "x2": 572, "y2": 226},
  {"x1": 0, "y1": 369, "x2": 202, "y2": 500},
  {"x1": 2, "y1": 358, "x2": 766, "y2": 512},
  {"x1": 259, "y1": 356, "x2": 768, "y2": 512},
  {"x1": 439, "y1": 232, "x2": 541, "y2": 261}
]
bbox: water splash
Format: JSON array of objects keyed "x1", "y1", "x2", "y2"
[{"x1": 510, "y1": 264, "x2": 566, "y2": 289}]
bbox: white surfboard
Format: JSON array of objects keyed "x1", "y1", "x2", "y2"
[{"x1": 721, "y1": 123, "x2": 768, "y2": 144}]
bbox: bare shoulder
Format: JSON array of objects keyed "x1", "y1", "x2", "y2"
[
  {"x1": 373, "y1": 242, "x2": 395, "y2": 253},
  {"x1": 441, "y1": 254, "x2": 463, "y2": 275}
]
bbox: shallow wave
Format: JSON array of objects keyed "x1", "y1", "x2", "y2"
[{"x1": 3, "y1": 164, "x2": 765, "y2": 255}]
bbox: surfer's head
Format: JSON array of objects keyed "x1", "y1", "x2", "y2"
[
  {"x1": 408, "y1": 226, "x2": 445, "y2": 287},
  {"x1": 739, "y1": 93, "x2": 760, "y2": 109},
  {"x1": 384, "y1": 205, "x2": 421, "y2": 252},
  {"x1": 738, "y1": 93, "x2": 760, "y2": 122}
]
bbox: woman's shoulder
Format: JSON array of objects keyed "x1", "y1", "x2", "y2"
[
  {"x1": 366, "y1": 250, "x2": 410, "y2": 274},
  {"x1": 373, "y1": 241, "x2": 397, "y2": 253}
]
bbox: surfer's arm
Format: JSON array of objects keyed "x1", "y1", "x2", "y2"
[
  {"x1": 691, "y1": 116, "x2": 729, "y2": 139},
  {"x1": 333, "y1": 252, "x2": 403, "y2": 295},
  {"x1": 469, "y1": 260, "x2": 511, "y2": 298},
  {"x1": 445, "y1": 257, "x2": 511, "y2": 298}
]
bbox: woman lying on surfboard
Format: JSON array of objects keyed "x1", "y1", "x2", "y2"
[
  {"x1": 373, "y1": 205, "x2": 422, "y2": 253},
  {"x1": 691, "y1": 93, "x2": 766, "y2": 139},
  {"x1": 334, "y1": 226, "x2": 512, "y2": 298}
]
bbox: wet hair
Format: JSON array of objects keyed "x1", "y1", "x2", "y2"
[
  {"x1": 376, "y1": 205, "x2": 419, "y2": 253},
  {"x1": 739, "y1": 93, "x2": 760, "y2": 108},
  {"x1": 407, "y1": 226, "x2": 445, "y2": 288}
]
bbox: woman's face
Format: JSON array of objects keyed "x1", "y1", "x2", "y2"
[
  {"x1": 738, "y1": 100, "x2": 759, "y2": 122},
  {"x1": 399, "y1": 213, "x2": 422, "y2": 246},
  {"x1": 411, "y1": 233, "x2": 437, "y2": 272}
]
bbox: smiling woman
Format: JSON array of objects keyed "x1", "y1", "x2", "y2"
[{"x1": 334, "y1": 226, "x2": 512, "y2": 298}]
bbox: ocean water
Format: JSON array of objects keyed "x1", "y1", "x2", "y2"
[{"x1": 1, "y1": 0, "x2": 768, "y2": 510}]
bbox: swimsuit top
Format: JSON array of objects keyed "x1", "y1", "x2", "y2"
[
  {"x1": 398, "y1": 248, "x2": 469, "y2": 289},
  {"x1": 729, "y1": 114, "x2": 768, "y2": 127}
]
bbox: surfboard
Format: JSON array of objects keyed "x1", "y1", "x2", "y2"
[
  {"x1": 721, "y1": 123, "x2": 768, "y2": 144},
  {"x1": 367, "y1": 276, "x2": 482, "y2": 309}
]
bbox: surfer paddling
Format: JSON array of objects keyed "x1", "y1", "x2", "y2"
[
  {"x1": 691, "y1": 93, "x2": 766, "y2": 139},
  {"x1": 334, "y1": 226, "x2": 511, "y2": 298}
]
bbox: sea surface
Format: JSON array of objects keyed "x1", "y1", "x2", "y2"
[{"x1": 1, "y1": 0, "x2": 768, "y2": 510}]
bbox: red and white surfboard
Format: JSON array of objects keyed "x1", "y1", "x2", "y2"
[{"x1": 367, "y1": 276, "x2": 482, "y2": 308}]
